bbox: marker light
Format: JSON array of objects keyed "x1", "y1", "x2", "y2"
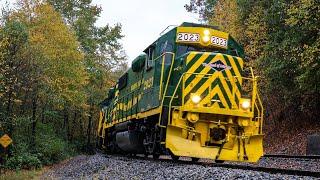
[
  {"x1": 191, "y1": 94, "x2": 201, "y2": 104},
  {"x1": 204, "y1": 29, "x2": 210, "y2": 35},
  {"x1": 202, "y1": 36, "x2": 210, "y2": 43},
  {"x1": 241, "y1": 99, "x2": 251, "y2": 110}
]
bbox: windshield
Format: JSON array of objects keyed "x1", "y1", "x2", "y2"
[{"x1": 176, "y1": 45, "x2": 226, "y2": 58}]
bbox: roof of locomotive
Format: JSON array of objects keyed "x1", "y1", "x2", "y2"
[
  {"x1": 179, "y1": 22, "x2": 220, "y2": 30},
  {"x1": 142, "y1": 22, "x2": 242, "y2": 53}
]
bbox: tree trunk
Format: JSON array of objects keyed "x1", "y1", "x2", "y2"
[
  {"x1": 63, "y1": 107, "x2": 69, "y2": 141},
  {"x1": 70, "y1": 110, "x2": 77, "y2": 142},
  {"x1": 6, "y1": 89, "x2": 12, "y2": 116},
  {"x1": 79, "y1": 114, "x2": 84, "y2": 138},
  {"x1": 20, "y1": 90, "x2": 29, "y2": 114},
  {"x1": 41, "y1": 104, "x2": 45, "y2": 123},
  {"x1": 87, "y1": 104, "x2": 94, "y2": 147},
  {"x1": 31, "y1": 91, "x2": 38, "y2": 147}
]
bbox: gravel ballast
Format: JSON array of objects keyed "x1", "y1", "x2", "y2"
[{"x1": 41, "y1": 154, "x2": 318, "y2": 180}]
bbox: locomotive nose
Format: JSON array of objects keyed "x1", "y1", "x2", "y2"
[{"x1": 182, "y1": 52, "x2": 243, "y2": 110}]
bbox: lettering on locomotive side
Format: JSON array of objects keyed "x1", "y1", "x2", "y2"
[
  {"x1": 143, "y1": 77, "x2": 154, "y2": 90},
  {"x1": 130, "y1": 77, "x2": 154, "y2": 92},
  {"x1": 130, "y1": 81, "x2": 141, "y2": 91}
]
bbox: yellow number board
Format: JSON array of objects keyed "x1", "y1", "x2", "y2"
[
  {"x1": 176, "y1": 27, "x2": 229, "y2": 49},
  {"x1": 0, "y1": 134, "x2": 13, "y2": 148}
]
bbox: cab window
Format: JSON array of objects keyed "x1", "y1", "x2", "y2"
[
  {"x1": 161, "y1": 42, "x2": 173, "y2": 65},
  {"x1": 146, "y1": 45, "x2": 155, "y2": 69},
  {"x1": 176, "y1": 45, "x2": 225, "y2": 58},
  {"x1": 118, "y1": 73, "x2": 128, "y2": 90}
]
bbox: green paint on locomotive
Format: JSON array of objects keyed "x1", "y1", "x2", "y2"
[{"x1": 101, "y1": 22, "x2": 245, "y2": 124}]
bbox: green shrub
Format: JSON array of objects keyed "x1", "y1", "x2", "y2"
[
  {"x1": 35, "y1": 123, "x2": 74, "y2": 165},
  {"x1": 35, "y1": 137, "x2": 69, "y2": 164},
  {"x1": 5, "y1": 120, "x2": 80, "y2": 170},
  {"x1": 5, "y1": 153, "x2": 42, "y2": 170},
  {"x1": 21, "y1": 154, "x2": 42, "y2": 169}
]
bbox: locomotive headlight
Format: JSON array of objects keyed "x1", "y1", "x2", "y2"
[
  {"x1": 203, "y1": 29, "x2": 210, "y2": 35},
  {"x1": 240, "y1": 99, "x2": 251, "y2": 110},
  {"x1": 191, "y1": 94, "x2": 201, "y2": 104},
  {"x1": 202, "y1": 35, "x2": 210, "y2": 43},
  {"x1": 202, "y1": 29, "x2": 210, "y2": 43}
]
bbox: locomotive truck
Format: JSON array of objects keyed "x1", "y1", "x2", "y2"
[{"x1": 96, "y1": 22, "x2": 264, "y2": 162}]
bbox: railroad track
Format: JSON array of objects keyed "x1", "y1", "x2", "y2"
[
  {"x1": 117, "y1": 154, "x2": 320, "y2": 178},
  {"x1": 264, "y1": 154, "x2": 320, "y2": 159},
  {"x1": 206, "y1": 162, "x2": 320, "y2": 178}
]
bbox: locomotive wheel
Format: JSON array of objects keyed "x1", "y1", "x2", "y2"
[
  {"x1": 96, "y1": 137, "x2": 102, "y2": 149},
  {"x1": 215, "y1": 160, "x2": 225, "y2": 163},
  {"x1": 170, "y1": 154, "x2": 179, "y2": 161},
  {"x1": 109, "y1": 141, "x2": 117, "y2": 154},
  {"x1": 128, "y1": 153, "x2": 136, "y2": 157},
  {"x1": 191, "y1": 157, "x2": 200, "y2": 162},
  {"x1": 153, "y1": 153, "x2": 160, "y2": 159}
]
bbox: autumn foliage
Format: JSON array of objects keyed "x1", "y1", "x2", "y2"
[
  {"x1": 186, "y1": 0, "x2": 320, "y2": 154},
  {"x1": 0, "y1": 0, "x2": 126, "y2": 169}
]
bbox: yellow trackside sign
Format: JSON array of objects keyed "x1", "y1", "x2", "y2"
[
  {"x1": 0, "y1": 134, "x2": 12, "y2": 148},
  {"x1": 176, "y1": 27, "x2": 229, "y2": 49}
]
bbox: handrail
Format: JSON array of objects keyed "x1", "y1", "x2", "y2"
[
  {"x1": 157, "y1": 52, "x2": 175, "y2": 100},
  {"x1": 254, "y1": 101, "x2": 261, "y2": 122},
  {"x1": 183, "y1": 72, "x2": 256, "y2": 81},
  {"x1": 157, "y1": 52, "x2": 175, "y2": 126},
  {"x1": 159, "y1": 25, "x2": 177, "y2": 36},
  {"x1": 256, "y1": 91, "x2": 264, "y2": 133},
  {"x1": 161, "y1": 53, "x2": 175, "y2": 101},
  {"x1": 159, "y1": 56, "x2": 165, "y2": 100},
  {"x1": 168, "y1": 73, "x2": 185, "y2": 125}
]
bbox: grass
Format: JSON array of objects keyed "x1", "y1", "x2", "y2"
[{"x1": 0, "y1": 168, "x2": 46, "y2": 180}]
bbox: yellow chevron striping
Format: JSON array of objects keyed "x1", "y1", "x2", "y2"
[
  {"x1": 185, "y1": 73, "x2": 218, "y2": 105},
  {"x1": 185, "y1": 53, "x2": 210, "y2": 83},
  {"x1": 236, "y1": 56, "x2": 244, "y2": 69},
  {"x1": 199, "y1": 85, "x2": 229, "y2": 108},
  {"x1": 219, "y1": 57, "x2": 241, "y2": 101},
  {"x1": 189, "y1": 73, "x2": 234, "y2": 107},
  {"x1": 218, "y1": 74, "x2": 237, "y2": 107},
  {"x1": 226, "y1": 55, "x2": 242, "y2": 79},
  {"x1": 184, "y1": 54, "x2": 224, "y2": 96},
  {"x1": 186, "y1": 52, "x2": 197, "y2": 64}
]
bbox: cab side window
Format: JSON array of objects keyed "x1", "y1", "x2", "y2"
[
  {"x1": 146, "y1": 45, "x2": 155, "y2": 69},
  {"x1": 118, "y1": 73, "x2": 128, "y2": 90},
  {"x1": 230, "y1": 48, "x2": 239, "y2": 57},
  {"x1": 161, "y1": 42, "x2": 173, "y2": 65}
]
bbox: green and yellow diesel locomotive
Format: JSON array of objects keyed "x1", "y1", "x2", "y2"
[{"x1": 97, "y1": 22, "x2": 264, "y2": 162}]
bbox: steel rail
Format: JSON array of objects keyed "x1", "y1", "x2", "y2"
[
  {"x1": 106, "y1": 154, "x2": 320, "y2": 178},
  {"x1": 264, "y1": 154, "x2": 320, "y2": 159},
  {"x1": 204, "y1": 163, "x2": 320, "y2": 178}
]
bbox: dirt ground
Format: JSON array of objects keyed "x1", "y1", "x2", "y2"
[{"x1": 264, "y1": 119, "x2": 320, "y2": 155}]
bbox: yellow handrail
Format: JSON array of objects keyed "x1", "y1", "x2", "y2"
[
  {"x1": 157, "y1": 52, "x2": 175, "y2": 126},
  {"x1": 158, "y1": 52, "x2": 175, "y2": 100},
  {"x1": 168, "y1": 73, "x2": 185, "y2": 125},
  {"x1": 256, "y1": 91, "x2": 264, "y2": 133}
]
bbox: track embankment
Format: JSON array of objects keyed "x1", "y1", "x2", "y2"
[{"x1": 40, "y1": 153, "x2": 319, "y2": 179}]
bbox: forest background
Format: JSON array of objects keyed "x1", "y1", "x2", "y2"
[
  {"x1": 0, "y1": 0, "x2": 319, "y2": 170},
  {"x1": 0, "y1": 0, "x2": 126, "y2": 170},
  {"x1": 186, "y1": 0, "x2": 320, "y2": 154}
]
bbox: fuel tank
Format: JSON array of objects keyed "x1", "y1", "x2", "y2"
[{"x1": 115, "y1": 130, "x2": 145, "y2": 153}]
